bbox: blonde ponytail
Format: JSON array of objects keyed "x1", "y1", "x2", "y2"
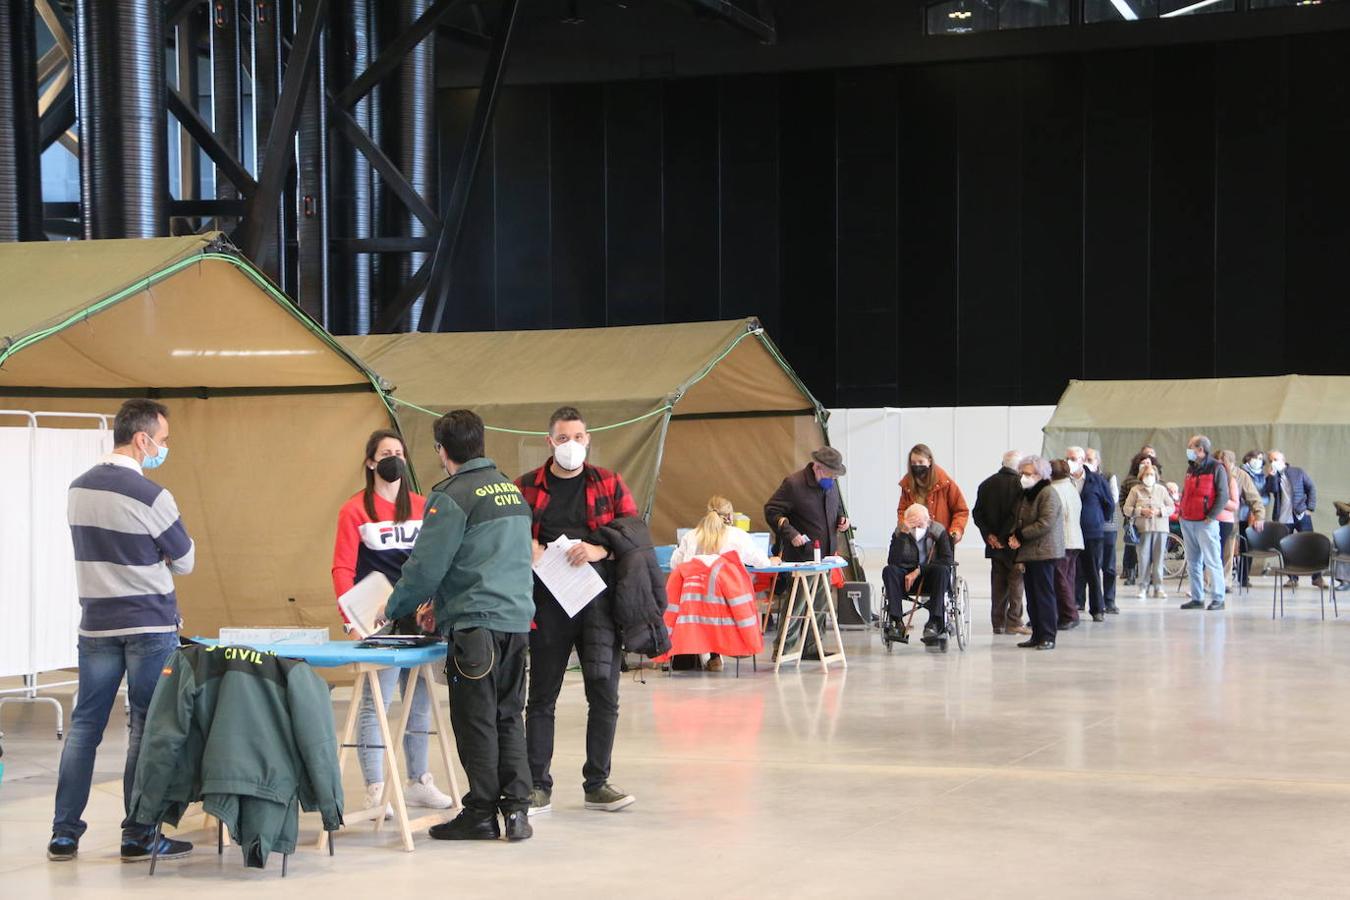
[{"x1": 692, "y1": 495, "x2": 734, "y2": 556}]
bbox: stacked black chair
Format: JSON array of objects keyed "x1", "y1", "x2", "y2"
[
  {"x1": 1268, "y1": 532, "x2": 1333, "y2": 620},
  {"x1": 1238, "y1": 521, "x2": 1289, "y2": 595}
]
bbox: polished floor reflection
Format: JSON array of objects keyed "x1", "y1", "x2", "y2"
[{"x1": 3, "y1": 558, "x2": 1349, "y2": 898}]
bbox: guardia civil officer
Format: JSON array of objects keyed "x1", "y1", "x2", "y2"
[{"x1": 383, "y1": 410, "x2": 535, "y2": 841}]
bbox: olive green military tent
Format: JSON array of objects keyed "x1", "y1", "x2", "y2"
[
  {"x1": 0, "y1": 234, "x2": 397, "y2": 637},
  {"x1": 1043, "y1": 376, "x2": 1350, "y2": 533},
  {"x1": 338, "y1": 319, "x2": 831, "y2": 543}
]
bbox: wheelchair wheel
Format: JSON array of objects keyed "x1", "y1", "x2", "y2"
[
  {"x1": 1163, "y1": 532, "x2": 1186, "y2": 580},
  {"x1": 953, "y1": 578, "x2": 971, "y2": 652}
]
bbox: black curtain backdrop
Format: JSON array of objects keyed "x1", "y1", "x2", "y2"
[{"x1": 420, "y1": 30, "x2": 1350, "y2": 408}]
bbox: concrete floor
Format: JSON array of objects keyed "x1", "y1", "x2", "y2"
[{"x1": 3, "y1": 557, "x2": 1349, "y2": 899}]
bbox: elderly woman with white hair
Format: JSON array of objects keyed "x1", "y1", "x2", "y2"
[
  {"x1": 880, "y1": 503, "x2": 955, "y2": 649},
  {"x1": 1008, "y1": 454, "x2": 1064, "y2": 651}
]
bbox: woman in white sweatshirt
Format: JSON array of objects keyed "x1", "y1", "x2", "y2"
[{"x1": 1122, "y1": 461, "x2": 1175, "y2": 599}]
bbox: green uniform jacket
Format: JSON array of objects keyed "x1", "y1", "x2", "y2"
[
  {"x1": 385, "y1": 456, "x2": 534, "y2": 634},
  {"x1": 129, "y1": 643, "x2": 343, "y2": 868}
]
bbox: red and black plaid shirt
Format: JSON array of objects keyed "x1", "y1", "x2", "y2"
[{"x1": 515, "y1": 463, "x2": 639, "y2": 539}]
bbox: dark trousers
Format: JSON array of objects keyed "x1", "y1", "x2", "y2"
[
  {"x1": 1237, "y1": 521, "x2": 1253, "y2": 584},
  {"x1": 881, "y1": 563, "x2": 949, "y2": 627},
  {"x1": 526, "y1": 586, "x2": 621, "y2": 794},
  {"x1": 1100, "y1": 529, "x2": 1117, "y2": 606},
  {"x1": 1023, "y1": 560, "x2": 1058, "y2": 644},
  {"x1": 448, "y1": 629, "x2": 530, "y2": 817},
  {"x1": 1122, "y1": 543, "x2": 1138, "y2": 582},
  {"x1": 1075, "y1": 537, "x2": 1106, "y2": 615},
  {"x1": 1055, "y1": 549, "x2": 1081, "y2": 623},
  {"x1": 989, "y1": 555, "x2": 1025, "y2": 630},
  {"x1": 1287, "y1": 513, "x2": 1319, "y2": 583}
]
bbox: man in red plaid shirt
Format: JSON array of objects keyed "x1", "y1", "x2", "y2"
[{"x1": 515, "y1": 406, "x2": 639, "y2": 816}]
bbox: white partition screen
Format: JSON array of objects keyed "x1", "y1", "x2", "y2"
[
  {"x1": 827, "y1": 406, "x2": 1055, "y2": 564},
  {"x1": 0, "y1": 414, "x2": 112, "y2": 680}
]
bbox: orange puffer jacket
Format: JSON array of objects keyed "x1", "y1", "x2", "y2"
[{"x1": 657, "y1": 551, "x2": 764, "y2": 660}]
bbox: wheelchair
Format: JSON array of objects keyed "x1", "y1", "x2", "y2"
[{"x1": 878, "y1": 562, "x2": 971, "y2": 654}]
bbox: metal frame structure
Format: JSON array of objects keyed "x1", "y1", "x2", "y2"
[{"x1": 0, "y1": 0, "x2": 775, "y2": 331}]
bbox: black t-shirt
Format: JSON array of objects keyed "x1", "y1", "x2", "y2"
[{"x1": 538, "y1": 468, "x2": 588, "y2": 544}]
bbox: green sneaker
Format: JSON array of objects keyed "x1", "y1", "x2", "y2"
[
  {"x1": 584, "y1": 783, "x2": 635, "y2": 812},
  {"x1": 527, "y1": 787, "x2": 551, "y2": 816}
]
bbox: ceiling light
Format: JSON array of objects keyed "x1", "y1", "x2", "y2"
[{"x1": 1160, "y1": 0, "x2": 1225, "y2": 17}]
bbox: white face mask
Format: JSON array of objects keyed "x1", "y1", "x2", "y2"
[
  {"x1": 1143, "y1": 475, "x2": 1157, "y2": 487},
  {"x1": 1020, "y1": 475, "x2": 1038, "y2": 490},
  {"x1": 1085, "y1": 460, "x2": 1098, "y2": 472},
  {"x1": 913, "y1": 524, "x2": 928, "y2": 538},
  {"x1": 1068, "y1": 459, "x2": 1083, "y2": 475},
  {"x1": 552, "y1": 439, "x2": 587, "y2": 471},
  {"x1": 1270, "y1": 460, "x2": 1285, "y2": 473}
]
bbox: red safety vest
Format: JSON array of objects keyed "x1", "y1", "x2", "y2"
[{"x1": 1180, "y1": 468, "x2": 1216, "y2": 521}]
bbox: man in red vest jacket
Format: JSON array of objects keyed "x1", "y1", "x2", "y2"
[{"x1": 1178, "y1": 435, "x2": 1230, "y2": 612}]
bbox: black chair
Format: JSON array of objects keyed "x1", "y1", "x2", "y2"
[
  {"x1": 1268, "y1": 532, "x2": 1333, "y2": 620},
  {"x1": 1331, "y1": 525, "x2": 1350, "y2": 611},
  {"x1": 1239, "y1": 521, "x2": 1289, "y2": 595}
]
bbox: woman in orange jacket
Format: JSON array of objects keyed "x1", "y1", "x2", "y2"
[{"x1": 897, "y1": 443, "x2": 970, "y2": 542}]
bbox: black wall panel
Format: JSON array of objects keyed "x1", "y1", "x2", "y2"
[
  {"x1": 897, "y1": 65, "x2": 959, "y2": 407},
  {"x1": 662, "y1": 78, "x2": 719, "y2": 323},
  {"x1": 955, "y1": 61, "x2": 1023, "y2": 407},
  {"x1": 1019, "y1": 55, "x2": 1083, "y2": 405},
  {"x1": 1149, "y1": 45, "x2": 1217, "y2": 379},
  {"x1": 430, "y1": 30, "x2": 1350, "y2": 407},
  {"x1": 603, "y1": 80, "x2": 664, "y2": 326},
  {"x1": 549, "y1": 83, "x2": 606, "y2": 329},
  {"x1": 1082, "y1": 51, "x2": 1151, "y2": 382},
  {"x1": 836, "y1": 67, "x2": 898, "y2": 408},
  {"x1": 493, "y1": 87, "x2": 551, "y2": 330},
  {"x1": 719, "y1": 75, "x2": 780, "y2": 327},
  {"x1": 1215, "y1": 39, "x2": 1287, "y2": 376}
]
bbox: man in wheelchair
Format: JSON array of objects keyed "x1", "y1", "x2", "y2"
[{"x1": 882, "y1": 504, "x2": 954, "y2": 649}]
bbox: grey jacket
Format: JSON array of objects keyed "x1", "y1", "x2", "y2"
[{"x1": 1014, "y1": 481, "x2": 1065, "y2": 562}]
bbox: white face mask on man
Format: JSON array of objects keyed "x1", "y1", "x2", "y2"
[
  {"x1": 553, "y1": 439, "x2": 587, "y2": 471},
  {"x1": 1020, "y1": 474, "x2": 1038, "y2": 490}
]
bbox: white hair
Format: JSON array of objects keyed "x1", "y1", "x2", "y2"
[
  {"x1": 1002, "y1": 449, "x2": 1023, "y2": 469},
  {"x1": 1065, "y1": 446, "x2": 1085, "y2": 459},
  {"x1": 903, "y1": 504, "x2": 930, "y2": 527},
  {"x1": 1019, "y1": 454, "x2": 1052, "y2": 481}
]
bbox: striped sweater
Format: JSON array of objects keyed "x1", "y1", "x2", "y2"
[{"x1": 68, "y1": 454, "x2": 195, "y2": 637}]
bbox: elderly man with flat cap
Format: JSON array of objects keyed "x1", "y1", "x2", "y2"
[{"x1": 764, "y1": 448, "x2": 850, "y2": 658}]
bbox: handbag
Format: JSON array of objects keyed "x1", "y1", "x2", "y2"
[{"x1": 1123, "y1": 518, "x2": 1140, "y2": 545}]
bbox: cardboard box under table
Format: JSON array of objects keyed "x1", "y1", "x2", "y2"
[{"x1": 195, "y1": 638, "x2": 459, "y2": 852}]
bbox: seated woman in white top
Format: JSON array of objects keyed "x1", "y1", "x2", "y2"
[
  {"x1": 670, "y1": 495, "x2": 774, "y2": 569},
  {"x1": 668, "y1": 496, "x2": 775, "y2": 671}
]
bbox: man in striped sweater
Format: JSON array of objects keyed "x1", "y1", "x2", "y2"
[{"x1": 48, "y1": 399, "x2": 197, "y2": 864}]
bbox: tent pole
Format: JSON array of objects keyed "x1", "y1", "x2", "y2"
[{"x1": 644, "y1": 407, "x2": 676, "y2": 524}]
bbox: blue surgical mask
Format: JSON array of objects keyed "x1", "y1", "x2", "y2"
[
  {"x1": 1185, "y1": 448, "x2": 1197, "y2": 462},
  {"x1": 819, "y1": 476, "x2": 835, "y2": 491},
  {"x1": 142, "y1": 436, "x2": 169, "y2": 470}
]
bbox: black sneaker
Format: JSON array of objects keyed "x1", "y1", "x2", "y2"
[
  {"x1": 920, "y1": 620, "x2": 943, "y2": 646},
  {"x1": 1105, "y1": 605, "x2": 1121, "y2": 615},
  {"x1": 1206, "y1": 601, "x2": 1225, "y2": 611},
  {"x1": 1179, "y1": 599, "x2": 1204, "y2": 610},
  {"x1": 429, "y1": 809, "x2": 501, "y2": 841},
  {"x1": 47, "y1": 836, "x2": 78, "y2": 862},
  {"x1": 1091, "y1": 613, "x2": 1105, "y2": 622},
  {"x1": 504, "y1": 811, "x2": 533, "y2": 842},
  {"x1": 121, "y1": 835, "x2": 193, "y2": 862}
]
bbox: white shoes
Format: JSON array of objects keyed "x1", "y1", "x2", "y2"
[
  {"x1": 1137, "y1": 587, "x2": 1148, "y2": 600},
  {"x1": 365, "y1": 782, "x2": 393, "y2": 819},
  {"x1": 404, "y1": 772, "x2": 455, "y2": 809}
]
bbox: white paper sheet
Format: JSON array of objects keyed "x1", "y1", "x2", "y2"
[
  {"x1": 338, "y1": 571, "x2": 393, "y2": 638},
  {"x1": 532, "y1": 536, "x2": 607, "y2": 618}
]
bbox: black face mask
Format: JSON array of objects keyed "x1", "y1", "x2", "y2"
[
  {"x1": 910, "y1": 464, "x2": 930, "y2": 480},
  {"x1": 375, "y1": 456, "x2": 405, "y2": 482}
]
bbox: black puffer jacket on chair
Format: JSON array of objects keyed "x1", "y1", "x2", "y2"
[{"x1": 589, "y1": 516, "x2": 671, "y2": 677}]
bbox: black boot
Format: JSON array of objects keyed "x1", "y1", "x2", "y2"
[
  {"x1": 504, "y1": 811, "x2": 533, "y2": 842},
  {"x1": 429, "y1": 810, "x2": 501, "y2": 841}
]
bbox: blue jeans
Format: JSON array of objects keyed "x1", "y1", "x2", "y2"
[
  {"x1": 357, "y1": 666, "x2": 432, "y2": 784},
  {"x1": 52, "y1": 631, "x2": 179, "y2": 841},
  {"x1": 1181, "y1": 519, "x2": 1225, "y2": 605}
]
